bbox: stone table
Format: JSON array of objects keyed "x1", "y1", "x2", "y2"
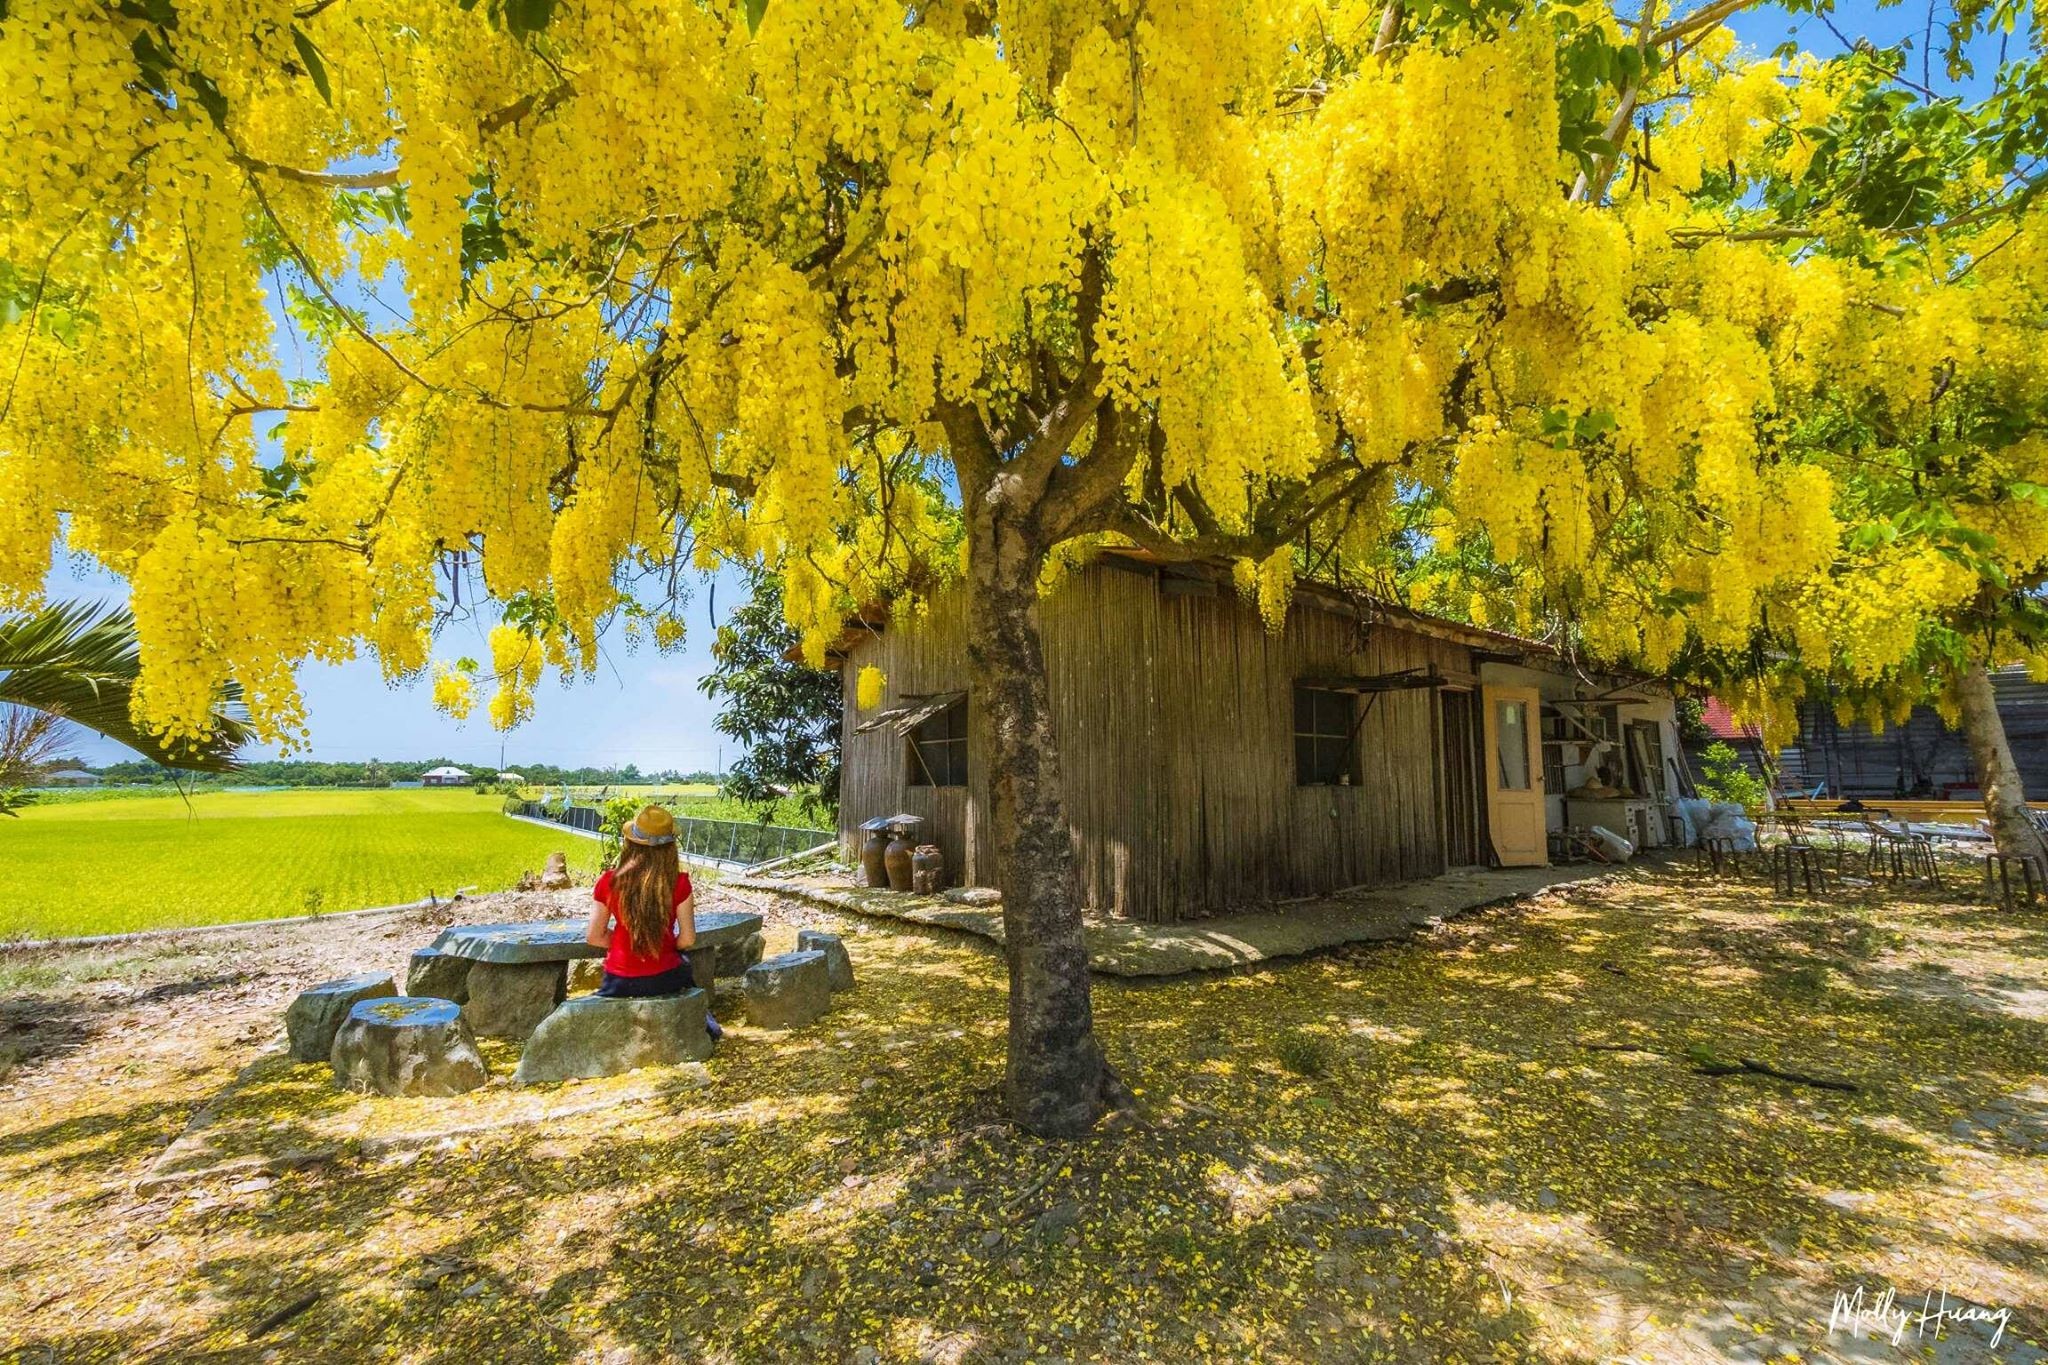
[{"x1": 431, "y1": 911, "x2": 763, "y2": 1039}]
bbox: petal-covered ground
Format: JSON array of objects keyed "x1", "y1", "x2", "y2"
[{"x1": 2, "y1": 865, "x2": 2045, "y2": 1363}]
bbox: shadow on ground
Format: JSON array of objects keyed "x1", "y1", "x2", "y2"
[{"x1": 3, "y1": 867, "x2": 2046, "y2": 1362}]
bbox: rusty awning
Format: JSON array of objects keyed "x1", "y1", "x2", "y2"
[
  {"x1": 852, "y1": 690, "x2": 965, "y2": 736},
  {"x1": 1296, "y1": 668, "x2": 1448, "y2": 693}
]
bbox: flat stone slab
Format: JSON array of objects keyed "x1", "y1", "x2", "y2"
[
  {"x1": 728, "y1": 865, "x2": 1625, "y2": 977},
  {"x1": 430, "y1": 909, "x2": 762, "y2": 964},
  {"x1": 464, "y1": 960, "x2": 565, "y2": 1040},
  {"x1": 743, "y1": 950, "x2": 830, "y2": 1029},
  {"x1": 285, "y1": 973, "x2": 397, "y2": 1063},
  {"x1": 515, "y1": 991, "x2": 715, "y2": 1084},
  {"x1": 331, "y1": 996, "x2": 488, "y2": 1097}
]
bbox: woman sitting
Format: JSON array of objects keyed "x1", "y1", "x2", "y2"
[{"x1": 582, "y1": 803, "x2": 722, "y2": 1040}]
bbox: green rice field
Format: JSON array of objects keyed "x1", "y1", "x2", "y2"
[{"x1": 0, "y1": 789, "x2": 608, "y2": 941}]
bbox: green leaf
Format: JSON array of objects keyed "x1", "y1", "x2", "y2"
[
  {"x1": 0, "y1": 601, "x2": 252, "y2": 772},
  {"x1": 744, "y1": 0, "x2": 768, "y2": 33},
  {"x1": 187, "y1": 67, "x2": 229, "y2": 131},
  {"x1": 292, "y1": 27, "x2": 333, "y2": 105},
  {"x1": 503, "y1": 0, "x2": 553, "y2": 34}
]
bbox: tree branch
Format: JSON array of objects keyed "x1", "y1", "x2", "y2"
[
  {"x1": 480, "y1": 82, "x2": 576, "y2": 137},
  {"x1": 1012, "y1": 244, "x2": 1110, "y2": 498},
  {"x1": 1652, "y1": 0, "x2": 1762, "y2": 48},
  {"x1": 1372, "y1": 0, "x2": 1401, "y2": 58},
  {"x1": 1572, "y1": 1, "x2": 1657, "y2": 204},
  {"x1": 936, "y1": 400, "x2": 1000, "y2": 503},
  {"x1": 1041, "y1": 402, "x2": 1136, "y2": 541},
  {"x1": 229, "y1": 153, "x2": 399, "y2": 190},
  {"x1": 1110, "y1": 463, "x2": 1386, "y2": 565}
]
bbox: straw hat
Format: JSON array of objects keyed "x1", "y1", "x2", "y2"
[{"x1": 622, "y1": 803, "x2": 676, "y2": 846}]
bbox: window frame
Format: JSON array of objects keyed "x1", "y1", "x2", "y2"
[
  {"x1": 1540, "y1": 706, "x2": 1568, "y2": 797},
  {"x1": 906, "y1": 696, "x2": 969, "y2": 788},
  {"x1": 1293, "y1": 684, "x2": 1362, "y2": 787},
  {"x1": 1494, "y1": 697, "x2": 1533, "y2": 791}
]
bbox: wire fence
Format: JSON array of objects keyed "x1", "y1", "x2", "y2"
[{"x1": 507, "y1": 800, "x2": 834, "y2": 868}]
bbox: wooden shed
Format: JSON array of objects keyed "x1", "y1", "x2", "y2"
[{"x1": 833, "y1": 553, "x2": 1680, "y2": 922}]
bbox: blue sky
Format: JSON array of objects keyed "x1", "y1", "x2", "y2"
[
  {"x1": 36, "y1": 0, "x2": 1978, "y2": 768},
  {"x1": 44, "y1": 552, "x2": 742, "y2": 770}
]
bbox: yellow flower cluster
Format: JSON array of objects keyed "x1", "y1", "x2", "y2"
[
  {"x1": 3, "y1": 0, "x2": 2045, "y2": 750},
  {"x1": 1231, "y1": 548, "x2": 1296, "y2": 631},
  {"x1": 486, "y1": 625, "x2": 544, "y2": 732},
  {"x1": 431, "y1": 664, "x2": 476, "y2": 722},
  {"x1": 856, "y1": 665, "x2": 886, "y2": 711}
]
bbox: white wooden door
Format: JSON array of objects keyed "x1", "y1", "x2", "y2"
[{"x1": 1483, "y1": 685, "x2": 1548, "y2": 867}]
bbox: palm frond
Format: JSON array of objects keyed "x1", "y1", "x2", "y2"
[{"x1": 0, "y1": 602, "x2": 252, "y2": 773}]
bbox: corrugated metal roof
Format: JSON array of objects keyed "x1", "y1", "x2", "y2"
[{"x1": 1699, "y1": 696, "x2": 1760, "y2": 741}]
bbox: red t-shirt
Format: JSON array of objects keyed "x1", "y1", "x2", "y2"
[{"x1": 593, "y1": 868, "x2": 694, "y2": 977}]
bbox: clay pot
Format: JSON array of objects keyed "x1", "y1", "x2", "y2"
[
  {"x1": 883, "y1": 831, "x2": 915, "y2": 892},
  {"x1": 861, "y1": 827, "x2": 890, "y2": 888},
  {"x1": 911, "y1": 844, "x2": 944, "y2": 894}
]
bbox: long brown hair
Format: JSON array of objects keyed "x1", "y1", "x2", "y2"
[{"x1": 611, "y1": 839, "x2": 681, "y2": 957}]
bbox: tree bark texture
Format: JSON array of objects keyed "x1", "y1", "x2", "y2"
[
  {"x1": 963, "y1": 479, "x2": 1129, "y2": 1137},
  {"x1": 1953, "y1": 665, "x2": 2048, "y2": 871}
]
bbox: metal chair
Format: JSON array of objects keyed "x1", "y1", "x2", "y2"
[
  {"x1": 1861, "y1": 818, "x2": 1941, "y2": 888},
  {"x1": 1769, "y1": 843, "x2": 1828, "y2": 896},
  {"x1": 1697, "y1": 835, "x2": 1740, "y2": 876},
  {"x1": 1984, "y1": 851, "x2": 2045, "y2": 907}
]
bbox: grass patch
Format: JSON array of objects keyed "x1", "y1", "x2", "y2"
[
  {"x1": 1273, "y1": 1029, "x2": 1338, "y2": 1078},
  {"x1": 0, "y1": 789, "x2": 603, "y2": 939}
]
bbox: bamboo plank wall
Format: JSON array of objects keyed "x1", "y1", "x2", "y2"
[{"x1": 839, "y1": 564, "x2": 1471, "y2": 922}]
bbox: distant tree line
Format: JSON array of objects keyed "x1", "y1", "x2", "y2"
[{"x1": 85, "y1": 758, "x2": 722, "y2": 788}]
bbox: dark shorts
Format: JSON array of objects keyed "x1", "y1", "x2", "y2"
[{"x1": 596, "y1": 961, "x2": 691, "y2": 998}]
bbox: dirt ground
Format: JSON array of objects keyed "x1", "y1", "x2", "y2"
[{"x1": 2, "y1": 867, "x2": 2045, "y2": 1363}]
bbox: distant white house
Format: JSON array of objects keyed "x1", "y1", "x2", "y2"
[
  {"x1": 41, "y1": 769, "x2": 101, "y2": 786},
  {"x1": 496, "y1": 771, "x2": 525, "y2": 784},
  {"x1": 421, "y1": 765, "x2": 472, "y2": 786}
]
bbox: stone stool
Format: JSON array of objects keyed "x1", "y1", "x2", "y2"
[
  {"x1": 331, "y1": 997, "x2": 488, "y2": 1097},
  {"x1": 514, "y1": 991, "x2": 715, "y2": 1084},
  {"x1": 796, "y1": 930, "x2": 854, "y2": 992},
  {"x1": 285, "y1": 973, "x2": 396, "y2": 1063},
  {"x1": 743, "y1": 951, "x2": 830, "y2": 1029},
  {"x1": 463, "y1": 961, "x2": 566, "y2": 1040},
  {"x1": 406, "y1": 947, "x2": 472, "y2": 1004}
]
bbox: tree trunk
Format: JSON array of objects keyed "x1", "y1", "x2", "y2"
[
  {"x1": 963, "y1": 490, "x2": 1130, "y2": 1137},
  {"x1": 1953, "y1": 665, "x2": 2048, "y2": 870}
]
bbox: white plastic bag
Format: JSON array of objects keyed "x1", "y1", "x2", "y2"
[{"x1": 1588, "y1": 825, "x2": 1636, "y2": 862}]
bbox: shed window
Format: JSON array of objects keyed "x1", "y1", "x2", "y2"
[
  {"x1": 908, "y1": 697, "x2": 969, "y2": 787},
  {"x1": 1294, "y1": 686, "x2": 1359, "y2": 786}
]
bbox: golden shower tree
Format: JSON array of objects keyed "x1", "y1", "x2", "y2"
[{"x1": 7, "y1": 0, "x2": 2048, "y2": 1129}]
